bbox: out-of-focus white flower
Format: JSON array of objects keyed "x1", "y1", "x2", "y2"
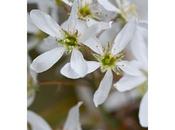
[
  {"x1": 27, "y1": 0, "x2": 59, "y2": 20},
  {"x1": 62, "y1": 21, "x2": 144, "y2": 107},
  {"x1": 27, "y1": 56, "x2": 38, "y2": 107},
  {"x1": 27, "y1": 110, "x2": 52, "y2": 130},
  {"x1": 116, "y1": 30, "x2": 148, "y2": 127},
  {"x1": 30, "y1": 0, "x2": 102, "y2": 77},
  {"x1": 97, "y1": 0, "x2": 147, "y2": 22},
  {"x1": 27, "y1": 13, "x2": 57, "y2": 52}
]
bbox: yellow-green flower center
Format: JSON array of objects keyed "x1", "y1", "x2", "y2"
[
  {"x1": 79, "y1": 5, "x2": 92, "y2": 18},
  {"x1": 58, "y1": 31, "x2": 78, "y2": 52}
]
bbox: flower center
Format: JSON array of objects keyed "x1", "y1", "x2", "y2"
[
  {"x1": 79, "y1": 5, "x2": 92, "y2": 18},
  {"x1": 95, "y1": 52, "x2": 125, "y2": 72},
  {"x1": 58, "y1": 31, "x2": 78, "y2": 52}
]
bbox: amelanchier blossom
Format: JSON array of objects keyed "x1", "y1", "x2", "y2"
[
  {"x1": 61, "y1": 21, "x2": 145, "y2": 107},
  {"x1": 116, "y1": 30, "x2": 148, "y2": 127},
  {"x1": 30, "y1": 0, "x2": 105, "y2": 77},
  {"x1": 97, "y1": 0, "x2": 147, "y2": 23},
  {"x1": 27, "y1": 102, "x2": 82, "y2": 130},
  {"x1": 62, "y1": 0, "x2": 115, "y2": 26}
]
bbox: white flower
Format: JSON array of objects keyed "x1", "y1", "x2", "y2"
[
  {"x1": 62, "y1": 0, "x2": 114, "y2": 29},
  {"x1": 30, "y1": 0, "x2": 101, "y2": 77},
  {"x1": 27, "y1": 13, "x2": 57, "y2": 52},
  {"x1": 62, "y1": 21, "x2": 143, "y2": 107},
  {"x1": 27, "y1": 0, "x2": 59, "y2": 20},
  {"x1": 97, "y1": 0, "x2": 147, "y2": 22},
  {"x1": 116, "y1": 27, "x2": 148, "y2": 127}
]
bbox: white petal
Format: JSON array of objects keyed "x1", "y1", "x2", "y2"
[
  {"x1": 27, "y1": 13, "x2": 38, "y2": 33},
  {"x1": 130, "y1": 26, "x2": 148, "y2": 71},
  {"x1": 97, "y1": 0, "x2": 118, "y2": 12},
  {"x1": 99, "y1": 22, "x2": 121, "y2": 48},
  {"x1": 117, "y1": 60, "x2": 142, "y2": 76},
  {"x1": 112, "y1": 21, "x2": 136, "y2": 55},
  {"x1": 139, "y1": 92, "x2": 148, "y2": 127},
  {"x1": 87, "y1": 61, "x2": 100, "y2": 73},
  {"x1": 62, "y1": 0, "x2": 78, "y2": 33},
  {"x1": 114, "y1": 74, "x2": 146, "y2": 92},
  {"x1": 31, "y1": 47, "x2": 65, "y2": 73},
  {"x1": 63, "y1": 102, "x2": 83, "y2": 130},
  {"x1": 93, "y1": 70, "x2": 113, "y2": 107},
  {"x1": 61, "y1": 63, "x2": 81, "y2": 79},
  {"x1": 83, "y1": 37, "x2": 103, "y2": 54},
  {"x1": 27, "y1": 110, "x2": 52, "y2": 130},
  {"x1": 70, "y1": 49, "x2": 88, "y2": 77},
  {"x1": 79, "y1": 24, "x2": 99, "y2": 43},
  {"x1": 36, "y1": 36, "x2": 58, "y2": 53},
  {"x1": 30, "y1": 10, "x2": 63, "y2": 38}
]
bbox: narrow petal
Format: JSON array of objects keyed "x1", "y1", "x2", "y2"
[
  {"x1": 117, "y1": 60, "x2": 142, "y2": 76},
  {"x1": 93, "y1": 70, "x2": 113, "y2": 107},
  {"x1": 97, "y1": 0, "x2": 118, "y2": 12},
  {"x1": 63, "y1": 102, "x2": 83, "y2": 130},
  {"x1": 99, "y1": 22, "x2": 121, "y2": 48},
  {"x1": 27, "y1": 13, "x2": 38, "y2": 33},
  {"x1": 83, "y1": 37, "x2": 103, "y2": 54},
  {"x1": 62, "y1": 0, "x2": 78, "y2": 33},
  {"x1": 139, "y1": 92, "x2": 148, "y2": 127},
  {"x1": 31, "y1": 47, "x2": 65, "y2": 73},
  {"x1": 61, "y1": 63, "x2": 81, "y2": 79},
  {"x1": 70, "y1": 49, "x2": 88, "y2": 77},
  {"x1": 27, "y1": 91, "x2": 35, "y2": 107},
  {"x1": 111, "y1": 21, "x2": 136, "y2": 55},
  {"x1": 114, "y1": 74, "x2": 146, "y2": 92},
  {"x1": 27, "y1": 110, "x2": 52, "y2": 130},
  {"x1": 30, "y1": 10, "x2": 63, "y2": 38}
]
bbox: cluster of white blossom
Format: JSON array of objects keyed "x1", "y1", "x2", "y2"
[{"x1": 27, "y1": 0, "x2": 148, "y2": 129}]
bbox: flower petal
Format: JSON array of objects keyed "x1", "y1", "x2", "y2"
[
  {"x1": 87, "y1": 61, "x2": 100, "y2": 73},
  {"x1": 62, "y1": 0, "x2": 78, "y2": 33},
  {"x1": 31, "y1": 47, "x2": 65, "y2": 73},
  {"x1": 30, "y1": 10, "x2": 63, "y2": 38},
  {"x1": 27, "y1": 110, "x2": 52, "y2": 130},
  {"x1": 99, "y1": 22, "x2": 121, "y2": 48},
  {"x1": 139, "y1": 92, "x2": 148, "y2": 127},
  {"x1": 83, "y1": 37, "x2": 103, "y2": 54},
  {"x1": 70, "y1": 49, "x2": 88, "y2": 77},
  {"x1": 63, "y1": 102, "x2": 83, "y2": 130},
  {"x1": 36, "y1": 36, "x2": 58, "y2": 53},
  {"x1": 97, "y1": 0, "x2": 118, "y2": 12},
  {"x1": 117, "y1": 60, "x2": 142, "y2": 76},
  {"x1": 93, "y1": 70, "x2": 113, "y2": 107},
  {"x1": 61, "y1": 63, "x2": 81, "y2": 79},
  {"x1": 111, "y1": 21, "x2": 136, "y2": 55},
  {"x1": 114, "y1": 74, "x2": 146, "y2": 92}
]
